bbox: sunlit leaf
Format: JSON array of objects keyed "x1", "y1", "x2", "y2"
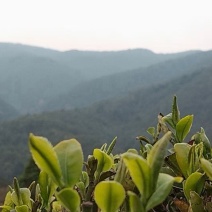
[
  {"x1": 15, "y1": 205, "x2": 29, "y2": 212},
  {"x1": 176, "y1": 115, "x2": 193, "y2": 142},
  {"x1": 0, "y1": 191, "x2": 13, "y2": 212},
  {"x1": 54, "y1": 139, "x2": 83, "y2": 187},
  {"x1": 122, "y1": 152, "x2": 151, "y2": 201},
  {"x1": 94, "y1": 181, "x2": 125, "y2": 212},
  {"x1": 183, "y1": 172, "x2": 205, "y2": 201},
  {"x1": 11, "y1": 188, "x2": 31, "y2": 207},
  {"x1": 56, "y1": 188, "x2": 80, "y2": 212},
  {"x1": 29, "y1": 134, "x2": 63, "y2": 187},
  {"x1": 93, "y1": 149, "x2": 113, "y2": 180},
  {"x1": 174, "y1": 143, "x2": 191, "y2": 178}
]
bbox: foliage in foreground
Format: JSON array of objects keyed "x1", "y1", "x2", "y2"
[{"x1": 1, "y1": 96, "x2": 212, "y2": 212}]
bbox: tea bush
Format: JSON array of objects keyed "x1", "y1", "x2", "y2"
[{"x1": 1, "y1": 96, "x2": 212, "y2": 212}]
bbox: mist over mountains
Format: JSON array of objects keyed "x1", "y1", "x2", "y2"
[
  {"x1": 0, "y1": 43, "x2": 211, "y2": 183},
  {"x1": 0, "y1": 43, "x2": 199, "y2": 115}
]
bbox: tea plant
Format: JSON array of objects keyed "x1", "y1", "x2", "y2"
[{"x1": 1, "y1": 96, "x2": 212, "y2": 212}]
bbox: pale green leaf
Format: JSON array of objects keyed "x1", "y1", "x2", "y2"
[
  {"x1": 56, "y1": 188, "x2": 80, "y2": 212},
  {"x1": 15, "y1": 205, "x2": 29, "y2": 212},
  {"x1": 54, "y1": 139, "x2": 83, "y2": 187},
  {"x1": 146, "y1": 173, "x2": 183, "y2": 211},
  {"x1": 200, "y1": 158, "x2": 212, "y2": 180},
  {"x1": 183, "y1": 172, "x2": 205, "y2": 201},
  {"x1": 11, "y1": 188, "x2": 31, "y2": 207},
  {"x1": 94, "y1": 181, "x2": 125, "y2": 212},
  {"x1": 174, "y1": 143, "x2": 191, "y2": 178},
  {"x1": 38, "y1": 171, "x2": 57, "y2": 208},
  {"x1": 147, "y1": 127, "x2": 155, "y2": 137},
  {"x1": 29, "y1": 134, "x2": 63, "y2": 187},
  {"x1": 147, "y1": 131, "x2": 171, "y2": 191},
  {"x1": 93, "y1": 149, "x2": 113, "y2": 180},
  {"x1": 176, "y1": 115, "x2": 193, "y2": 142},
  {"x1": 122, "y1": 152, "x2": 151, "y2": 201},
  {"x1": 127, "y1": 191, "x2": 145, "y2": 212},
  {"x1": 0, "y1": 191, "x2": 13, "y2": 211}
]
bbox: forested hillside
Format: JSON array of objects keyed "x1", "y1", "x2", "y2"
[
  {"x1": 0, "y1": 63, "x2": 211, "y2": 183},
  {"x1": 44, "y1": 50, "x2": 212, "y2": 111},
  {"x1": 0, "y1": 43, "x2": 198, "y2": 115}
]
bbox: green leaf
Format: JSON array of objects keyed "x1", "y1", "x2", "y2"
[
  {"x1": 174, "y1": 143, "x2": 191, "y2": 178},
  {"x1": 146, "y1": 173, "x2": 183, "y2": 211},
  {"x1": 52, "y1": 201, "x2": 63, "y2": 212},
  {"x1": 0, "y1": 191, "x2": 13, "y2": 211},
  {"x1": 176, "y1": 115, "x2": 193, "y2": 142},
  {"x1": 147, "y1": 131, "x2": 171, "y2": 191},
  {"x1": 162, "y1": 113, "x2": 175, "y2": 129},
  {"x1": 81, "y1": 171, "x2": 89, "y2": 188},
  {"x1": 94, "y1": 181, "x2": 125, "y2": 212},
  {"x1": 190, "y1": 191, "x2": 205, "y2": 212},
  {"x1": 183, "y1": 172, "x2": 205, "y2": 201},
  {"x1": 106, "y1": 136, "x2": 117, "y2": 155},
  {"x1": 15, "y1": 205, "x2": 29, "y2": 212},
  {"x1": 165, "y1": 153, "x2": 182, "y2": 176},
  {"x1": 56, "y1": 188, "x2": 80, "y2": 212},
  {"x1": 54, "y1": 139, "x2": 83, "y2": 187},
  {"x1": 122, "y1": 152, "x2": 151, "y2": 201},
  {"x1": 127, "y1": 191, "x2": 145, "y2": 212},
  {"x1": 13, "y1": 178, "x2": 23, "y2": 206},
  {"x1": 188, "y1": 143, "x2": 203, "y2": 175},
  {"x1": 193, "y1": 128, "x2": 211, "y2": 159},
  {"x1": 38, "y1": 171, "x2": 57, "y2": 209},
  {"x1": 172, "y1": 95, "x2": 180, "y2": 125},
  {"x1": 200, "y1": 158, "x2": 212, "y2": 180},
  {"x1": 93, "y1": 149, "x2": 113, "y2": 181},
  {"x1": 29, "y1": 134, "x2": 63, "y2": 187},
  {"x1": 11, "y1": 188, "x2": 31, "y2": 207},
  {"x1": 147, "y1": 127, "x2": 155, "y2": 137}
]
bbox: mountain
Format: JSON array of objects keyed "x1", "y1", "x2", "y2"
[
  {"x1": 0, "y1": 43, "x2": 198, "y2": 114},
  {"x1": 0, "y1": 62, "x2": 211, "y2": 183},
  {"x1": 44, "y1": 50, "x2": 212, "y2": 111},
  {"x1": 0, "y1": 98, "x2": 19, "y2": 121}
]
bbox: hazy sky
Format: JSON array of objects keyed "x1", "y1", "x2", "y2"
[{"x1": 0, "y1": 0, "x2": 212, "y2": 53}]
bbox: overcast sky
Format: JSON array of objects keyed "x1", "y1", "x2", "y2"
[{"x1": 0, "y1": 0, "x2": 211, "y2": 53}]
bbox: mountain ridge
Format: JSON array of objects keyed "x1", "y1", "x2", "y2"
[{"x1": 0, "y1": 43, "x2": 200, "y2": 116}]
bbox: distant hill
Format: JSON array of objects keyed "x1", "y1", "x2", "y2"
[
  {"x1": 44, "y1": 50, "x2": 212, "y2": 111},
  {"x1": 0, "y1": 98, "x2": 19, "y2": 121},
  {"x1": 0, "y1": 63, "x2": 211, "y2": 183},
  {"x1": 0, "y1": 43, "x2": 198, "y2": 114}
]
